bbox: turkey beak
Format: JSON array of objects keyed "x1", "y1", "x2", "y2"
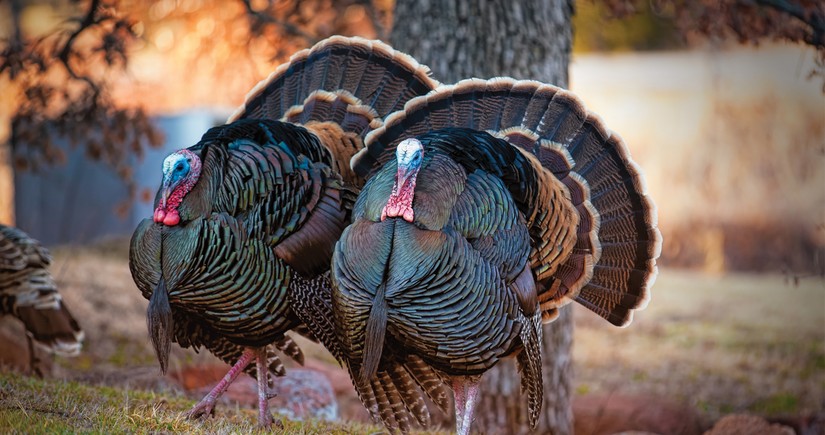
[
  {"x1": 160, "y1": 176, "x2": 183, "y2": 209},
  {"x1": 159, "y1": 179, "x2": 172, "y2": 209},
  {"x1": 396, "y1": 166, "x2": 410, "y2": 185}
]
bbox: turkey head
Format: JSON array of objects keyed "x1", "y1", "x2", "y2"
[{"x1": 153, "y1": 149, "x2": 201, "y2": 226}]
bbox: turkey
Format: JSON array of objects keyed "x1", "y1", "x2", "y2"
[
  {"x1": 0, "y1": 224, "x2": 84, "y2": 374},
  {"x1": 129, "y1": 36, "x2": 449, "y2": 429},
  {"x1": 333, "y1": 78, "x2": 662, "y2": 435}
]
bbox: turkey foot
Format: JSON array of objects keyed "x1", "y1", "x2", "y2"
[
  {"x1": 184, "y1": 348, "x2": 257, "y2": 420},
  {"x1": 184, "y1": 397, "x2": 217, "y2": 420}
]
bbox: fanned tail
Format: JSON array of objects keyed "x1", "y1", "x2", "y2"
[
  {"x1": 562, "y1": 112, "x2": 662, "y2": 326},
  {"x1": 15, "y1": 291, "x2": 84, "y2": 357},
  {"x1": 229, "y1": 36, "x2": 439, "y2": 186},
  {"x1": 356, "y1": 78, "x2": 661, "y2": 327}
]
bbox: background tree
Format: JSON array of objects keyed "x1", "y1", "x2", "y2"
[
  {"x1": 390, "y1": 1, "x2": 574, "y2": 433},
  {"x1": 1, "y1": 0, "x2": 161, "y2": 223},
  {"x1": 596, "y1": 0, "x2": 825, "y2": 86},
  {"x1": 0, "y1": 0, "x2": 388, "y2": 224},
  {"x1": 601, "y1": 0, "x2": 823, "y2": 50},
  {"x1": 2, "y1": 0, "x2": 822, "y2": 226}
]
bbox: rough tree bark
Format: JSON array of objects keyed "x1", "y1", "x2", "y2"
[{"x1": 390, "y1": 1, "x2": 574, "y2": 434}]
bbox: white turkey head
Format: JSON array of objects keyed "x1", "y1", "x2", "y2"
[
  {"x1": 381, "y1": 138, "x2": 423, "y2": 222},
  {"x1": 153, "y1": 149, "x2": 202, "y2": 226}
]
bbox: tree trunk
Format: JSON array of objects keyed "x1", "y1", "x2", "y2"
[{"x1": 390, "y1": 1, "x2": 574, "y2": 434}]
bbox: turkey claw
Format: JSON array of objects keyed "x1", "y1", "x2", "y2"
[
  {"x1": 257, "y1": 412, "x2": 281, "y2": 428},
  {"x1": 185, "y1": 399, "x2": 216, "y2": 420}
]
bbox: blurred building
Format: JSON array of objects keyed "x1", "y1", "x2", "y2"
[{"x1": 13, "y1": 110, "x2": 226, "y2": 246}]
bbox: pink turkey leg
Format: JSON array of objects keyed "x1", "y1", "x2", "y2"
[
  {"x1": 255, "y1": 348, "x2": 275, "y2": 427},
  {"x1": 185, "y1": 348, "x2": 256, "y2": 419}
]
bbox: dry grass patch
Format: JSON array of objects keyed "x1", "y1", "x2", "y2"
[{"x1": 573, "y1": 269, "x2": 825, "y2": 422}]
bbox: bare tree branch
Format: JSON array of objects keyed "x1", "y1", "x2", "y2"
[
  {"x1": 3, "y1": 0, "x2": 388, "y2": 216},
  {"x1": 594, "y1": 0, "x2": 825, "y2": 89},
  {"x1": 240, "y1": 0, "x2": 320, "y2": 44},
  {"x1": 4, "y1": 0, "x2": 162, "y2": 211},
  {"x1": 598, "y1": 0, "x2": 824, "y2": 49}
]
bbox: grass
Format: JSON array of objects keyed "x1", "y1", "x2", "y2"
[
  {"x1": 0, "y1": 372, "x2": 384, "y2": 434},
  {"x1": 572, "y1": 269, "x2": 825, "y2": 422},
  {"x1": 3, "y1": 243, "x2": 823, "y2": 432}
]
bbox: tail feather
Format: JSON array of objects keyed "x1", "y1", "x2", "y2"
[
  {"x1": 519, "y1": 84, "x2": 557, "y2": 131},
  {"x1": 230, "y1": 35, "x2": 438, "y2": 133},
  {"x1": 498, "y1": 81, "x2": 534, "y2": 130},
  {"x1": 289, "y1": 273, "x2": 446, "y2": 433},
  {"x1": 1, "y1": 225, "x2": 83, "y2": 356},
  {"x1": 230, "y1": 36, "x2": 438, "y2": 190},
  {"x1": 343, "y1": 42, "x2": 382, "y2": 97},
  {"x1": 403, "y1": 354, "x2": 451, "y2": 414},
  {"x1": 476, "y1": 77, "x2": 512, "y2": 130},
  {"x1": 357, "y1": 78, "x2": 661, "y2": 327},
  {"x1": 516, "y1": 310, "x2": 543, "y2": 429},
  {"x1": 447, "y1": 86, "x2": 476, "y2": 129},
  {"x1": 17, "y1": 303, "x2": 83, "y2": 356},
  {"x1": 537, "y1": 90, "x2": 587, "y2": 144},
  {"x1": 388, "y1": 363, "x2": 431, "y2": 428},
  {"x1": 566, "y1": 121, "x2": 660, "y2": 326},
  {"x1": 284, "y1": 90, "x2": 382, "y2": 139}
]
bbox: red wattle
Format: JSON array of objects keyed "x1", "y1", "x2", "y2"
[
  {"x1": 151, "y1": 149, "x2": 202, "y2": 226},
  {"x1": 402, "y1": 207, "x2": 415, "y2": 222},
  {"x1": 381, "y1": 196, "x2": 415, "y2": 223},
  {"x1": 381, "y1": 169, "x2": 418, "y2": 223},
  {"x1": 163, "y1": 211, "x2": 180, "y2": 226}
]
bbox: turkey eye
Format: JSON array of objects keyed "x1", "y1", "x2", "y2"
[{"x1": 175, "y1": 163, "x2": 184, "y2": 172}]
